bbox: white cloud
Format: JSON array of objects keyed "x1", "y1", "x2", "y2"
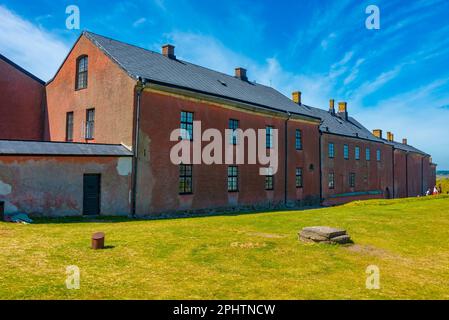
[
  {"x1": 132, "y1": 17, "x2": 147, "y2": 27},
  {"x1": 0, "y1": 5, "x2": 69, "y2": 81},
  {"x1": 352, "y1": 79, "x2": 449, "y2": 168},
  {"x1": 164, "y1": 31, "x2": 335, "y2": 108},
  {"x1": 164, "y1": 30, "x2": 449, "y2": 168}
]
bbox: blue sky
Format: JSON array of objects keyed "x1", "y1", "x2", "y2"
[{"x1": 1, "y1": 0, "x2": 448, "y2": 168}]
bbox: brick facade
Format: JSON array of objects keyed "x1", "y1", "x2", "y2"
[
  {"x1": 321, "y1": 134, "x2": 394, "y2": 206},
  {"x1": 45, "y1": 36, "x2": 136, "y2": 147},
  {"x1": 0, "y1": 32, "x2": 439, "y2": 217},
  {"x1": 0, "y1": 55, "x2": 45, "y2": 140}
]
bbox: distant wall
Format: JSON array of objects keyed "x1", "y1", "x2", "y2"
[
  {"x1": 321, "y1": 133, "x2": 393, "y2": 206},
  {"x1": 0, "y1": 155, "x2": 132, "y2": 217}
]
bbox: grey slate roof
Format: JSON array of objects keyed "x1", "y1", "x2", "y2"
[
  {"x1": 305, "y1": 106, "x2": 384, "y2": 142},
  {"x1": 305, "y1": 105, "x2": 428, "y2": 155},
  {"x1": 384, "y1": 139, "x2": 428, "y2": 156},
  {"x1": 0, "y1": 140, "x2": 133, "y2": 156},
  {"x1": 83, "y1": 31, "x2": 319, "y2": 119}
]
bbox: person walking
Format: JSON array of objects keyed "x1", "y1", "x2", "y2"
[{"x1": 433, "y1": 186, "x2": 439, "y2": 195}]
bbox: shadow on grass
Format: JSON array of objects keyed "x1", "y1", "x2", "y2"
[{"x1": 27, "y1": 205, "x2": 325, "y2": 225}]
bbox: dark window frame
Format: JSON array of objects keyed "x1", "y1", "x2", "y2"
[
  {"x1": 66, "y1": 111, "x2": 74, "y2": 142},
  {"x1": 75, "y1": 55, "x2": 88, "y2": 90},
  {"x1": 344, "y1": 144, "x2": 349, "y2": 160},
  {"x1": 328, "y1": 172, "x2": 335, "y2": 189},
  {"x1": 355, "y1": 146, "x2": 360, "y2": 160},
  {"x1": 180, "y1": 111, "x2": 194, "y2": 141},
  {"x1": 376, "y1": 149, "x2": 381, "y2": 162},
  {"x1": 296, "y1": 167, "x2": 303, "y2": 188},
  {"x1": 85, "y1": 108, "x2": 95, "y2": 140},
  {"x1": 227, "y1": 166, "x2": 239, "y2": 192},
  {"x1": 266, "y1": 125, "x2": 274, "y2": 149},
  {"x1": 179, "y1": 164, "x2": 193, "y2": 195},
  {"x1": 349, "y1": 173, "x2": 356, "y2": 188},
  {"x1": 265, "y1": 169, "x2": 274, "y2": 190},
  {"x1": 366, "y1": 148, "x2": 371, "y2": 161},
  {"x1": 329, "y1": 143, "x2": 335, "y2": 159},
  {"x1": 295, "y1": 129, "x2": 303, "y2": 150},
  {"x1": 229, "y1": 119, "x2": 239, "y2": 145}
]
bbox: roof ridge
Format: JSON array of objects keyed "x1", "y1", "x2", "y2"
[
  {"x1": 83, "y1": 31, "x2": 276, "y2": 90},
  {"x1": 0, "y1": 53, "x2": 45, "y2": 85}
]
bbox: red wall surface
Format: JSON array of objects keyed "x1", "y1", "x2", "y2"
[
  {"x1": 45, "y1": 35, "x2": 136, "y2": 147},
  {"x1": 135, "y1": 89, "x2": 321, "y2": 215},
  {"x1": 321, "y1": 133, "x2": 394, "y2": 206},
  {"x1": 0, "y1": 57, "x2": 44, "y2": 140},
  {"x1": 0, "y1": 155, "x2": 132, "y2": 216}
]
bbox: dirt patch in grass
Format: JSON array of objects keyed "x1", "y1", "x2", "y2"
[
  {"x1": 231, "y1": 242, "x2": 267, "y2": 249},
  {"x1": 345, "y1": 244, "x2": 410, "y2": 263},
  {"x1": 247, "y1": 232, "x2": 286, "y2": 239}
]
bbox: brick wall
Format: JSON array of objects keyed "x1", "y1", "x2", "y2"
[
  {"x1": 134, "y1": 88, "x2": 321, "y2": 215},
  {"x1": 45, "y1": 35, "x2": 136, "y2": 147},
  {"x1": 0, "y1": 57, "x2": 45, "y2": 140},
  {"x1": 321, "y1": 133, "x2": 394, "y2": 205}
]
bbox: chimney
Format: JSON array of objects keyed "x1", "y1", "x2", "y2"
[
  {"x1": 162, "y1": 44, "x2": 176, "y2": 59},
  {"x1": 338, "y1": 102, "x2": 348, "y2": 120},
  {"x1": 402, "y1": 138, "x2": 408, "y2": 145},
  {"x1": 329, "y1": 99, "x2": 335, "y2": 114},
  {"x1": 387, "y1": 132, "x2": 394, "y2": 142},
  {"x1": 235, "y1": 67, "x2": 248, "y2": 81},
  {"x1": 372, "y1": 129, "x2": 383, "y2": 139},
  {"x1": 292, "y1": 91, "x2": 302, "y2": 104}
]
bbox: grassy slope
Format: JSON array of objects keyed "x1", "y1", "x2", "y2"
[
  {"x1": 437, "y1": 178, "x2": 449, "y2": 194},
  {"x1": 1, "y1": 196, "x2": 449, "y2": 300}
]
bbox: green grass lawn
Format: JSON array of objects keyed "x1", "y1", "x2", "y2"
[{"x1": 1, "y1": 195, "x2": 449, "y2": 300}]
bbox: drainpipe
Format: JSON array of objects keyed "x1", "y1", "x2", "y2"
[
  {"x1": 284, "y1": 112, "x2": 291, "y2": 206},
  {"x1": 131, "y1": 78, "x2": 146, "y2": 217},
  {"x1": 318, "y1": 123, "x2": 323, "y2": 204},
  {"x1": 421, "y1": 156, "x2": 424, "y2": 195},
  {"x1": 405, "y1": 152, "x2": 409, "y2": 197},
  {"x1": 392, "y1": 147, "x2": 395, "y2": 198}
]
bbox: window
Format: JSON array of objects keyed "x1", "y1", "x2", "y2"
[
  {"x1": 344, "y1": 144, "x2": 349, "y2": 160},
  {"x1": 85, "y1": 108, "x2": 95, "y2": 140},
  {"x1": 349, "y1": 173, "x2": 356, "y2": 188},
  {"x1": 328, "y1": 173, "x2": 335, "y2": 189},
  {"x1": 180, "y1": 111, "x2": 194, "y2": 140},
  {"x1": 296, "y1": 168, "x2": 303, "y2": 188},
  {"x1": 265, "y1": 167, "x2": 274, "y2": 190},
  {"x1": 179, "y1": 164, "x2": 193, "y2": 194},
  {"x1": 66, "y1": 112, "x2": 74, "y2": 142},
  {"x1": 376, "y1": 149, "x2": 381, "y2": 162},
  {"x1": 266, "y1": 126, "x2": 274, "y2": 149},
  {"x1": 328, "y1": 143, "x2": 335, "y2": 158},
  {"x1": 295, "y1": 129, "x2": 302, "y2": 150},
  {"x1": 75, "y1": 55, "x2": 88, "y2": 90},
  {"x1": 355, "y1": 146, "x2": 360, "y2": 160},
  {"x1": 366, "y1": 148, "x2": 371, "y2": 161},
  {"x1": 227, "y1": 166, "x2": 238, "y2": 192},
  {"x1": 229, "y1": 119, "x2": 239, "y2": 145}
]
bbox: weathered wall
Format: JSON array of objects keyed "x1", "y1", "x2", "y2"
[
  {"x1": 0, "y1": 57, "x2": 45, "y2": 140},
  {"x1": 0, "y1": 155, "x2": 132, "y2": 217},
  {"x1": 135, "y1": 89, "x2": 321, "y2": 216},
  {"x1": 45, "y1": 35, "x2": 136, "y2": 147},
  {"x1": 321, "y1": 133, "x2": 394, "y2": 206}
]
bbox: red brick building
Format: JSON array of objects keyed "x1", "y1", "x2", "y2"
[
  {"x1": 0, "y1": 54, "x2": 45, "y2": 140},
  {"x1": 0, "y1": 31, "x2": 437, "y2": 217}
]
